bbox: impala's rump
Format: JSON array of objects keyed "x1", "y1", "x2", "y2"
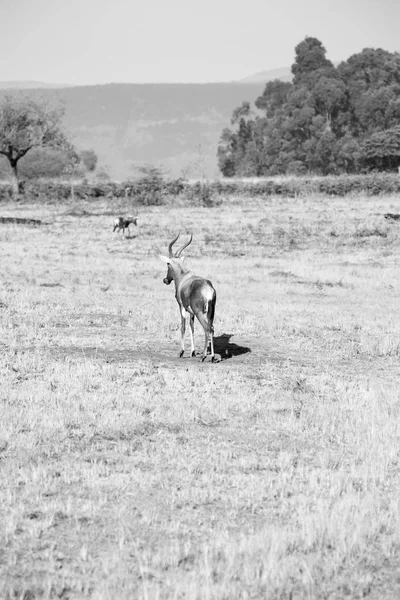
[
  {"x1": 181, "y1": 277, "x2": 214, "y2": 309},
  {"x1": 182, "y1": 278, "x2": 216, "y2": 331}
]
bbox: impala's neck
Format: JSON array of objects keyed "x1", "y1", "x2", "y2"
[{"x1": 170, "y1": 260, "x2": 191, "y2": 290}]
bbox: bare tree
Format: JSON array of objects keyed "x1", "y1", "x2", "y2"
[
  {"x1": 181, "y1": 143, "x2": 206, "y2": 182},
  {"x1": 0, "y1": 93, "x2": 73, "y2": 195}
]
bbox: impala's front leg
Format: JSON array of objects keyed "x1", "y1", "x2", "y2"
[{"x1": 179, "y1": 312, "x2": 186, "y2": 358}]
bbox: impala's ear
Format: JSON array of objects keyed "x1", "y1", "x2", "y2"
[{"x1": 159, "y1": 254, "x2": 171, "y2": 264}]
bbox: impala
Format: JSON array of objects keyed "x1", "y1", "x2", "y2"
[
  {"x1": 159, "y1": 233, "x2": 217, "y2": 362},
  {"x1": 113, "y1": 216, "x2": 138, "y2": 238}
]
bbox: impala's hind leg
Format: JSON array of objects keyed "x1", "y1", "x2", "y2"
[
  {"x1": 201, "y1": 329, "x2": 209, "y2": 362},
  {"x1": 209, "y1": 330, "x2": 215, "y2": 362},
  {"x1": 179, "y1": 314, "x2": 186, "y2": 358},
  {"x1": 189, "y1": 315, "x2": 195, "y2": 357}
]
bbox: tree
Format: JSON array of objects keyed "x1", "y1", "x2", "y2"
[
  {"x1": 362, "y1": 126, "x2": 400, "y2": 172},
  {"x1": 230, "y1": 101, "x2": 252, "y2": 125},
  {"x1": 312, "y1": 76, "x2": 348, "y2": 130},
  {"x1": 181, "y1": 144, "x2": 207, "y2": 180},
  {"x1": 0, "y1": 94, "x2": 73, "y2": 195},
  {"x1": 217, "y1": 102, "x2": 265, "y2": 177},
  {"x1": 335, "y1": 133, "x2": 362, "y2": 173},
  {"x1": 338, "y1": 48, "x2": 400, "y2": 94},
  {"x1": 291, "y1": 37, "x2": 333, "y2": 85},
  {"x1": 338, "y1": 48, "x2": 400, "y2": 136},
  {"x1": 255, "y1": 80, "x2": 292, "y2": 117},
  {"x1": 217, "y1": 128, "x2": 236, "y2": 177},
  {"x1": 17, "y1": 147, "x2": 71, "y2": 179},
  {"x1": 131, "y1": 163, "x2": 169, "y2": 205},
  {"x1": 217, "y1": 37, "x2": 400, "y2": 177}
]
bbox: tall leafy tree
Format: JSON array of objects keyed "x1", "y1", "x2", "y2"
[
  {"x1": 312, "y1": 76, "x2": 348, "y2": 130},
  {"x1": 291, "y1": 37, "x2": 333, "y2": 85},
  {"x1": 217, "y1": 102, "x2": 262, "y2": 176},
  {"x1": 218, "y1": 38, "x2": 400, "y2": 176},
  {"x1": 362, "y1": 126, "x2": 400, "y2": 171},
  {"x1": 217, "y1": 128, "x2": 236, "y2": 177},
  {"x1": 255, "y1": 80, "x2": 292, "y2": 117},
  {"x1": 335, "y1": 133, "x2": 362, "y2": 173},
  {"x1": 338, "y1": 48, "x2": 400, "y2": 136}
]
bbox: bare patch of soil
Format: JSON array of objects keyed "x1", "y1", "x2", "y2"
[{"x1": 47, "y1": 333, "x2": 253, "y2": 367}]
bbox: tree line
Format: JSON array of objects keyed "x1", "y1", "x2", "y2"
[{"x1": 218, "y1": 37, "x2": 400, "y2": 177}]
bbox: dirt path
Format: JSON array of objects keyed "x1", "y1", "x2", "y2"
[{"x1": 45, "y1": 331, "x2": 398, "y2": 385}]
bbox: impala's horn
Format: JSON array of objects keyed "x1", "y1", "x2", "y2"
[
  {"x1": 168, "y1": 232, "x2": 181, "y2": 257},
  {"x1": 176, "y1": 233, "x2": 193, "y2": 257}
]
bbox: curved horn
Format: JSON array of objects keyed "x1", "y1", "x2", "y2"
[
  {"x1": 176, "y1": 232, "x2": 193, "y2": 257},
  {"x1": 168, "y1": 232, "x2": 180, "y2": 257}
]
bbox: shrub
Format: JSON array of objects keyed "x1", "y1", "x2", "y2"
[
  {"x1": 1, "y1": 173, "x2": 400, "y2": 204},
  {"x1": 183, "y1": 182, "x2": 222, "y2": 206},
  {"x1": 196, "y1": 174, "x2": 400, "y2": 198},
  {"x1": 0, "y1": 183, "x2": 13, "y2": 201}
]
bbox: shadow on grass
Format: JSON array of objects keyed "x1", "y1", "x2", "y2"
[
  {"x1": 0, "y1": 216, "x2": 42, "y2": 226},
  {"x1": 213, "y1": 333, "x2": 251, "y2": 361}
]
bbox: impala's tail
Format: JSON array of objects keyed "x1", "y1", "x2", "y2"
[
  {"x1": 206, "y1": 292, "x2": 216, "y2": 334},
  {"x1": 197, "y1": 286, "x2": 216, "y2": 334}
]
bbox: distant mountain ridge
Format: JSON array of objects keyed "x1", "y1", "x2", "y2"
[
  {"x1": 0, "y1": 66, "x2": 295, "y2": 91},
  {"x1": 237, "y1": 66, "x2": 293, "y2": 83},
  {"x1": 0, "y1": 81, "x2": 72, "y2": 90}
]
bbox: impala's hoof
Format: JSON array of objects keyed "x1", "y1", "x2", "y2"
[
  {"x1": 179, "y1": 350, "x2": 184, "y2": 358},
  {"x1": 202, "y1": 354, "x2": 221, "y2": 363},
  {"x1": 191, "y1": 351, "x2": 196, "y2": 357}
]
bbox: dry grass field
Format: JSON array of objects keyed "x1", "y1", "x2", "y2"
[{"x1": 1, "y1": 192, "x2": 400, "y2": 599}]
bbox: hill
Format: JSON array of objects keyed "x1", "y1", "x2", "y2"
[
  {"x1": 0, "y1": 81, "x2": 71, "y2": 90},
  {"x1": 64, "y1": 83, "x2": 269, "y2": 178},
  {"x1": 0, "y1": 82, "x2": 267, "y2": 179}
]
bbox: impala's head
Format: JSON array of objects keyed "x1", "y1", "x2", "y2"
[{"x1": 159, "y1": 232, "x2": 193, "y2": 285}]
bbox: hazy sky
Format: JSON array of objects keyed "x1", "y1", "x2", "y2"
[{"x1": 0, "y1": 0, "x2": 398, "y2": 85}]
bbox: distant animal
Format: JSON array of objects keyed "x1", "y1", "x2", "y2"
[
  {"x1": 384, "y1": 213, "x2": 400, "y2": 221},
  {"x1": 113, "y1": 216, "x2": 138, "y2": 238},
  {"x1": 159, "y1": 232, "x2": 217, "y2": 362}
]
